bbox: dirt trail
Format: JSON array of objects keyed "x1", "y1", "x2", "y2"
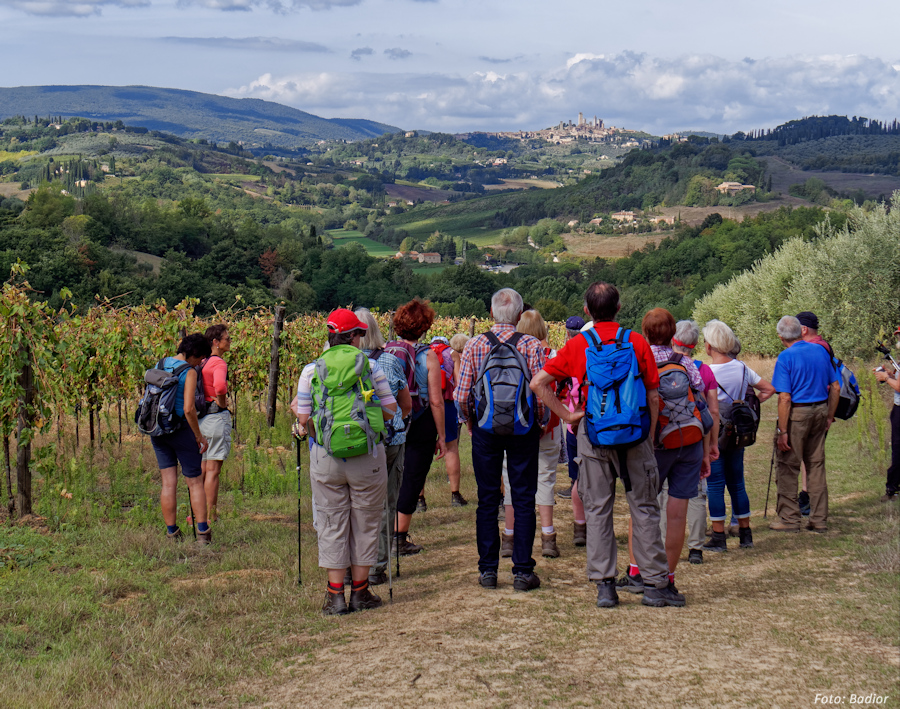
[{"x1": 224, "y1": 495, "x2": 898, "y2": 708}]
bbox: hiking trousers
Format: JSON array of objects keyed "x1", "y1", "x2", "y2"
[
  {"x1": 309, "y1": 442, "x2": 387, "y2": 569},
  {"x1": 776, "y1": 403, "x2": 828, "y2": 528},
  {"x1": 576, "y1": 425, "x2": 669, "y2": 588},
  {"x1": 472, "y1": 424, "x2": 540, "y2": 575}
]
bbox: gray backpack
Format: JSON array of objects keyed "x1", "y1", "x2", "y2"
[{"x1": 469, "y1": 332, "x2": 535, "y2": 436}]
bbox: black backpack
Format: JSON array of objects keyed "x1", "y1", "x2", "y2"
[{"x1": 718, "y1": 364, "x2": 761, "y2": 450}]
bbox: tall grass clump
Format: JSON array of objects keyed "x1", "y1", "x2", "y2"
[{"x1": 693, "y1": 192, "x2": 900, "y2": 356}]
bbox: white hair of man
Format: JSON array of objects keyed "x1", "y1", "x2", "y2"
[
  {"x1": 673, "y1": 320, "x2": 700, "y2": 355},
  {"x1": 776, "y1": 315, "x2": 802, "y2": 342},
  {"x1": 702, "y1": 319, "x2": 738, "y2": 356},
  {"x1": 354, "y1": 307, "x2": 385, "y2": 350},
  {"x1": 491, "y1": 288, "x2": 524, "y2": 325}
]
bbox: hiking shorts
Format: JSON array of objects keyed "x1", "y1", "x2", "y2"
[
  {"x1": 654, "y1": 441, "x2": 703, "y2": 500},
  {"x1": 445, "y1": 400, "x2": 459, "y2": 443},
  {"x1": 200, "y1": 410, "x2": 232, "y2": 462},
  {"x1": 151, "y1": 426, "x2": 202, "y2": 478}
]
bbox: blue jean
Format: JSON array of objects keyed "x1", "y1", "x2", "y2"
[
  {"x1": 707, "y1": 448, "x2": 751, "y2": 521},
  {"x1": 472, "y1": 424, "x2": 540, "y2": 575}
]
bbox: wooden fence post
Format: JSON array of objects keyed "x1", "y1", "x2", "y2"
[
  {"x1": 387, "y1": 312, "x2": 395, "y2": 342},
  {"x1": 15, "y1": 342, "x2": 34, "y2": 517},
  {"x1": 469, "y1": 317, "x2": 476, "y2": 338},
  {"x1": 266, "y1": 306, "x2": 286, "y2": 428}
]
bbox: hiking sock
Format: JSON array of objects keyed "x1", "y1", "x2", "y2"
[
  {"x1": 351, "y1": 580, "x2": 368, "y2": 591},
  {"x1": 628, "y1": 564, "x2": 640, "y2": 577},
  {"x1": 197, "y1": 522, "x2": 209, "y2": 533},
  {"x1": 668, "y1": 572, "x2": 675, "y2": 584},
  {"x1": 166, "y1": 525, "x2": 179, "y2": 535},
  {"x1": 575, "y1": 519, "x2": 586, "y2": 525},
  {"x1": 542, "y1": 526, "x2": 555, "y2": 535},
  {"x1": 327, "y1": 582, "x2": 344, "y2": 592},
  {"x1": 504, "y1": 528, "x2": 514, "y2": 536}
]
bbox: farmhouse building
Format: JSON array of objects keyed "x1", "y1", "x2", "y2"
[
  {"x1": 611, "y1": 211, "x2": 635, "y2": 223},
  {"x1": 716, "y1": 181, "x2": 756, "y2": 195},
  {"x1": 418, "y1": 252, "x2": 441, "y2": 264}
]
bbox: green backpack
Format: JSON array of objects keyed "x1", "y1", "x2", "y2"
[{"x1": 310, "y1": 345, "x2": 386, "y2": 458}]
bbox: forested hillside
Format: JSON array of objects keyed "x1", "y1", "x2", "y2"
[{"x1": 0, "y1": 86, "x2": 399, "y2": 148}]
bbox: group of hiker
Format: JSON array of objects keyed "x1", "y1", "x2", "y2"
[{"x1": 139, "y1": 281, "x2": 898, "y2": 616}]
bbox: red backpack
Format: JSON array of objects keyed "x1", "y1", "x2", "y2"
[
  {"x1": 655, "y1": 354, "x2": 704, "y2": 449},
  {"x1": 430, "y1": 341, "x2": 456, "y2": 401}
]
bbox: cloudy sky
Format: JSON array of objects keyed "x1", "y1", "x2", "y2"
[{"x1": 1, "y1": 0, "x2": 898, "y2": 134}]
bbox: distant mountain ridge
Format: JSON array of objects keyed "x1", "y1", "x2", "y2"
[{"x1": 0, "y1": 85, "x2": 400, "y2": 148}]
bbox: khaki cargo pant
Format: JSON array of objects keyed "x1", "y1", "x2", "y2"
[
  {"x1": 576, "y1": 425, "x2": 669, "y2": 588},
  {"x1": 776, "y1": 403, "x2": 829, "y2": 529},
  {"x1": 309, "y1": 442, "x2": 388, "y2": 569}
]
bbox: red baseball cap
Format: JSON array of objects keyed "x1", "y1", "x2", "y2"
[{"x1": 326, "y1": 308, "x2": 368, "y2": 334}]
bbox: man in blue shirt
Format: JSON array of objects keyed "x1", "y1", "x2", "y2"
[{"x1": 771, "y1": 316, "x2": 840, "y2": 533}]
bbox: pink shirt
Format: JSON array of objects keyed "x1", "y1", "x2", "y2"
[{"x1": 201, "y1": 355, "x2": 228, "y2": 403}]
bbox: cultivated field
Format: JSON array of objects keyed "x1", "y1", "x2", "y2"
[
  {"x1": 765, "y1": 156, "x2": 900, "y2": 199},
  {"x1": 563, "y1": 231, "x2": 671, "y2": 259},
  {"x1": 483, "y1": 178, "x2": 562, "y2": 191},
  {"x1": 328, "y1": 228, "x2": 397, "y2": 257}
]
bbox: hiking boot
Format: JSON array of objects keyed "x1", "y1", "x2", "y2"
[
  {"x1": 479, "y1": 569, "x2": 498, "y2": 589},
  {"x1": 596, "y1": 578, "x2": 619, "y2": 608},
  {"x1": 880, "y1": 491, "x2": 898, "y2": 503},
  {"x1": 348, "y1": 584, "x2": 383, "y2": 612},
  {"x1": 556, "y1": 485, "x2": 573, "y2": 499},
  {"x1": 368, "y1": 569, "x2": 387, "y2": 586},
  {"x1": 322, "y1": 587, "x2": 349, "y2": 616},
  {"x1": 500, "y1": 532, "x2": 514, "y2": 558},
  {"x1": 703, "y1": 531, "x2": 728, "y2": 552},
  {"x1": 541, "y1": 532, "x2": 560, "y2": 558},
  {"x1": 196, "y1": 529, "x2": 212, "y2": 545},
  {"x1": 394, "y1": 532, "x2": 423, "y2": 556},
  {"x1": 688, "y1": 549, "x2": 703, "y2": 565},
  {"x1": 451, "y1": 491, "x2": 468, "y2": 507},
  {"x1": 573, "y1": 522, "x2": 587, "y2": 547},
  {"x1": 642, "y1": 581, "x2": 686, "y2": 607},
  {"x1": 806, "y1": 523, "x2": 827, "y2": 534},
  {"x1": 769, "y1": 519, "x2": 800, "y2": 533},
  {"x1": 513, "y1": 572, "x2": 541, "y2": 592},
  {"x1": 615, "y1": 571, "x2": 645, "y2": 594},
  {"x1": 166, "y1": 527, "x2": 184, "y2": 542},
  {"x1": 416, "y1": 496, "x2": 427, "y2": 513},
  {"x1": 738, "y1": 527, "x2": 754, "y2": 548},
  {"x1": 799, "y1": 490, "x2": 810, "y2": 517}
]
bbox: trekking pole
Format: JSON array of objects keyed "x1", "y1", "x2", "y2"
[
  {"x1": 763, "y1": 429, "x2": 777, "y2": 519},
  {"x1": 294, "y1": 425, "x2": 304, "y2": 585},
  {"x1": 188, "y1": 494, "x2": 197, "y2": 541},
  {"x1": 386, "y1": 498, "x2": 393, "y2": 603},
  {"x1": 395, "y1": 506, "x2": 400, "y2": 580}
]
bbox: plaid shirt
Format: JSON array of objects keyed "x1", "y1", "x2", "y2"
[
  {"x1": 650, "y1": 345, "x2": 704, "y2": 392},
  {"x1": 454, "y1": 323, "x2": 546, "y2": 423}
]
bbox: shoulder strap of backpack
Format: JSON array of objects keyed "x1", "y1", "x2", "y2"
[
  {"x1": 506, "y1": 332, "x2": 523, "y2": 348},
  {"x1": 370, "y1": 347, "x2": 384, "y2": 361},
  {"x1": 173, "y1": 362, "x2": 192, "y2": 376},
  {"x1": 484, "y1": 331, "x2": 501, "y2": 348},
  {"x1": 666, "y1": 352, "x2": 684, "y2": 367},
  {"x1": 615, "y1": 327, "x2": 628, "y2": 345},
  {"x1": 582, "y1": 328, "x2": 600, "y2": 348}
]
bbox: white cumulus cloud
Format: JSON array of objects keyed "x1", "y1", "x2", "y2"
[{"x1": 224, "y1": 52, "x2": 900, "y2": 133}]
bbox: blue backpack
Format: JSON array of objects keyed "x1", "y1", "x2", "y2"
[
  {"x1": 581, "y1": 328, "x2": 649, "y2": 447},
  {"x1": 469, "y1": 332, "x2": 535, "y2": 436}
]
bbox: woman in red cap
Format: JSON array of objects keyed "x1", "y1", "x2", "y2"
[{"x1": 294, "y1": 308, "x2": 398, "y2": 615}]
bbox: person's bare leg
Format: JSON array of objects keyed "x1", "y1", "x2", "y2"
[
  {"x1": 711, "y1": 520, "x2": 725, "y2": 533},
  {"x1": 504, "y1": 504, "x2": 515, "y2": 531},
  {"x1": 446, "y1": 439, "x2": 461, "y2": 493},
  {"x1": 571, "y1": 480, "x2": 585, "y2": 520},
  {"x1": 204, "y1": 459, "x2": 223, "y2": 522},
  {"x1": 160, "y1": 466, "x2": 178, "y2": 527},
  {"x1": 350, "y1": 564, "x2": 371, "y2": 584},
  {"x1": 665, "y1": 497, "x2": 688, "y2": 573},
  {"x1": 397, "y1": 511, "x2": 412, "y2": 534},
  {"x1": 185, "y1": 475, "x2": 207, "y2": 524},
  {"x1": 539, "y1": 504, "x2": 553, "y2": 528},
  {"x1": 327, "y1": 569, "x2": 347, "y2": 586}
]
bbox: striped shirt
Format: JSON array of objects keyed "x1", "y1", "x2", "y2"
[
  {"x1": 364, "y1": 349, "x2": 408, "y2": 446},
  {"x1": 454, "y1": 323, "x2": 546, "y2": 423},
  {"x1": 295, "y1": 358, "x2": 396, "y2": 416},
  {"x1": 651, "y1": 345, "x2": 704, "y2": 391}
]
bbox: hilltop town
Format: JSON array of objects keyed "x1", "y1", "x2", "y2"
[{"x1": 457, "y1": 112, "x2": 653, "y2": 150}]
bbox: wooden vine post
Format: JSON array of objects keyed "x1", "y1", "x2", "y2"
[
  {"x1": 266, "y1": 306, "x2": 286, "y2": 428},
  {"x1": 15, "y1": 341, "x2": 34, "y2": 516},
  {"x1": 469, "y1": 316, "x2": 476, "y2": 338}
]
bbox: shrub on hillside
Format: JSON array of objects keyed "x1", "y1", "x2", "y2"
[{"x1": 693, "y1": 193, "x2": 900, "y2": 357}]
